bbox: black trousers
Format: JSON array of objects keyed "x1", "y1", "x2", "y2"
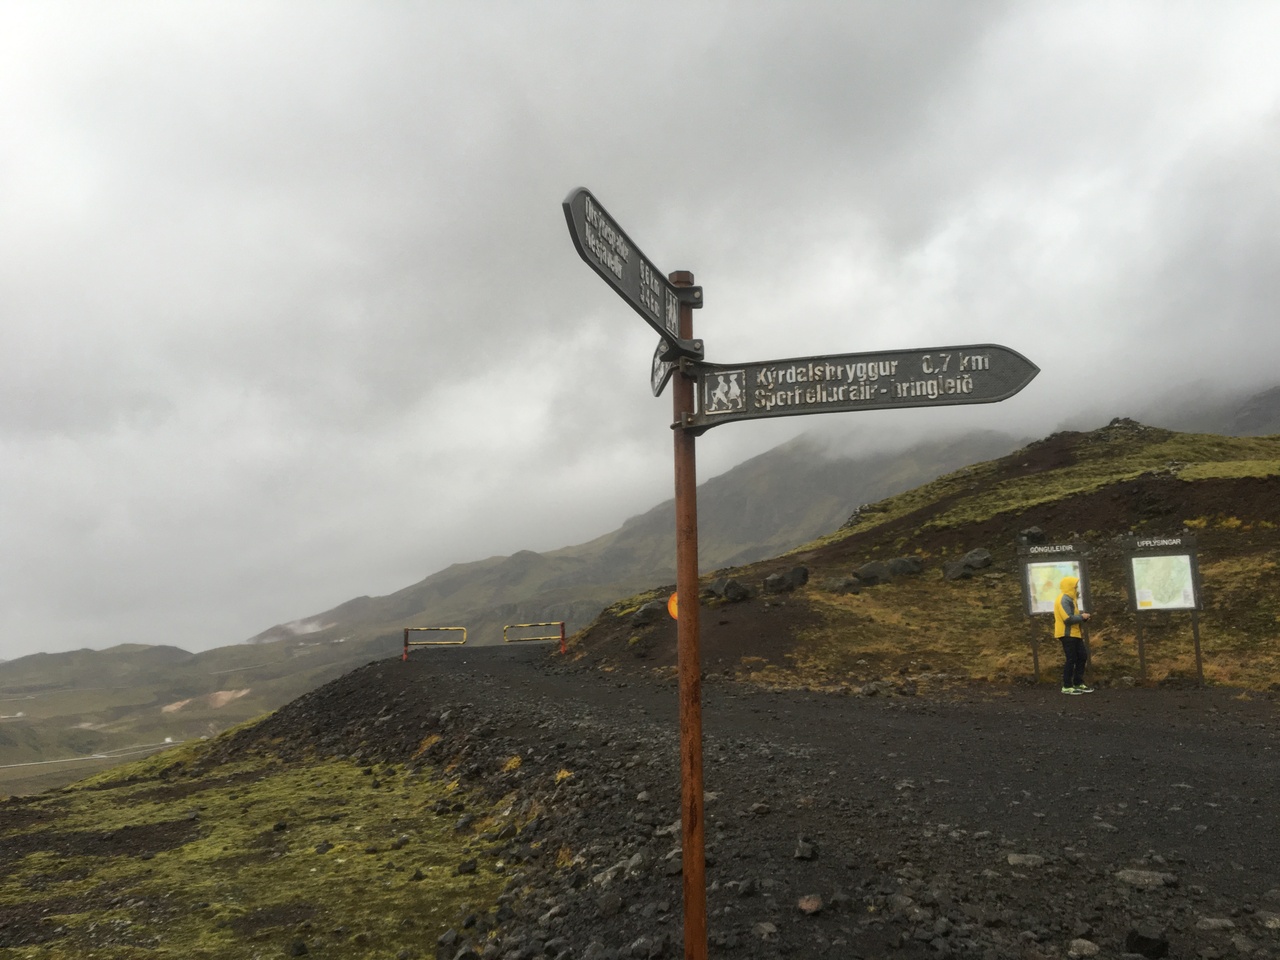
[{"x1": 1060, "y1": 636, "x2": 1088, "y2": 687}]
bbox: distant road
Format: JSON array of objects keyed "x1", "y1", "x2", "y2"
[{"x1": 0, "y1": 740, "x2": 181, "y2": 771}]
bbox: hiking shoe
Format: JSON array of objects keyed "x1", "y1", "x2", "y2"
[
  {"x1": 1073, "y1": 685, "x2": 1095, "y2": 694},
  {"x1": 1061, "y1": 686, "x2": 1081, "y2": 695}
]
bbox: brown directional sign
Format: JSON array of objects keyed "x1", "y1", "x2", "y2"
[
  {"x1": 563, "y1": 187, "x2": 691, "y2": 344},
  {"x1": 684, "y1": 343, "x2": 1039, "y2": 431}
]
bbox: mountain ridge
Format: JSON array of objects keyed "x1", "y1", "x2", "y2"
[
  {"x1": 243, "y1": 428, "x2": 1026, "y2": 647},
  {"x1": 4, "y1": 382, "x2": 1278, "y2": 794}
]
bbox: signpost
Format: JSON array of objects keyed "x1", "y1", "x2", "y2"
[
  {"x1": 684, "y1": 345, "x2": 1040, "y2": 432},
  {"x1": 563, "y1": 187, "x2": 1039, "y2": 960}
]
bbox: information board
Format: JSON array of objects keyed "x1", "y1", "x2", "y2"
[
  {"x1": 1024, "y1": 559, "x2": 1082, "y2": 615},
  {"x1": 1122, "y1": 534, "x2": 1202, "y2": 613},
  {"x1": 1129, "y1": 553, "x2": 1199, "y2": 610},
  {"x1": 1018, "y1": 542, "x2": 1090, "y2": 618}
]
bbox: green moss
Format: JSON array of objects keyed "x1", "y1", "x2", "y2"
[
  {"x1": 1179, "y1": 459, "x2": 1280, "y2": 481},
  {"x1": 808, "y1": 431, "x2": 1280, "y2": 545},
  {"x1": 605, "y1": 587, "x2": 668, "y2": 620},
  {"x1": 0, "y1": 745, "x2": 509, "y2": 958}
]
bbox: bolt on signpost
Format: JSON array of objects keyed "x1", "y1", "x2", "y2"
[{"x1": 564, "y1": 187, "x2": 1039, "y2": 960}]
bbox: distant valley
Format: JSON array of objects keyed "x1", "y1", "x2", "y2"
[{"x1": 3, "y1": 381, "x2": 1278, "y2": 795}]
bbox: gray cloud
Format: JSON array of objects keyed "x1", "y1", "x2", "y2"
[{"x1": 2, "y1": 2, "x2": 1278, "y2": 658}]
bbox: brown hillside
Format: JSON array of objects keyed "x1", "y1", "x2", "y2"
[{"x1": 570, "y1": 420, "x2": 1280, "y2": 691}]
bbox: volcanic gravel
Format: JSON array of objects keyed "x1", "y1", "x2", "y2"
[{"x1": 214, "y1": 645, "x2": 1280, "y2": 960}]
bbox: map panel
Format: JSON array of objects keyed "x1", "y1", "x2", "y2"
[
  {"x1": 1131, "y1": 554, "x2": 1197, "y2": 610},
  {"x1": 1024, "y1": 560, "x2": 1081, "y2": 615}
]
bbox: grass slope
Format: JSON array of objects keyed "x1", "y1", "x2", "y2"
[
  {"x1": 575, "y1": 420, "x2": 1280, "y2": 691},
  {"x1": 0, "y1": 739, "x2": 513, "y2": 958}
]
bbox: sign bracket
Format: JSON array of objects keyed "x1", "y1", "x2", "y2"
[
  {"x1": 660, "y1": 337, "x2": 705, "y2": 362},
  {"x1": 674, "y1": 286, "x2": 704, "y2": 307}
]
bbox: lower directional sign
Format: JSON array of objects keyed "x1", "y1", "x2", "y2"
[
  {"x1": 684, "y1": 343, "x2": 1039, "y2": 431},
  {"x1": 651, "y1": 340, "x2": 676, "y2": 397}
]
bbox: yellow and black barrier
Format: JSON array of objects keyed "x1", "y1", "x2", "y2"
[
  {"x1": 503, "y1": 621, "x2": 566, "y2": 654},
  {"x1": 402, "y1": 626, "x2": 467, "y2": 661}
]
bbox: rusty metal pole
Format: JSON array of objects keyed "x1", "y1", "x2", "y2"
[{"x1": 669, "y1": 269, "x2": 707, "y2": 960}]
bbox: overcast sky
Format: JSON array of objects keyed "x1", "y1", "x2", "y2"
[{"x1": 2, "y1": 2, "x2": 1278, "y2": 660}]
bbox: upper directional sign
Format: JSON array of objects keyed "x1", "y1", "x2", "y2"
[
  {"x1": 564, "y1": 187, "x2": 699, "y2": 345},
  {"x1": 684, "y1": 343, "x2": 1039, "y2": 432}
]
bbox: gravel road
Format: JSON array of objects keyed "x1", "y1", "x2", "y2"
[{"x1": 227, "y1": 645, "x2": 1280, "y2": 960}]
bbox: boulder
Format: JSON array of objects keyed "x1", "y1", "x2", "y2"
[
  {"x1": 707, "y1": 577, "x2": 752, "y2": 602},
  {"x1": 1114, "y1": 868, "x2": 1177, "y2": 889},
  {"x1": 1019, "y1": 526, "x2": 1047, "y2": 544},
  {"x1": 1195, "y1": 918, "x2": 1235, "y2": 932},
  {"x1": 1006, "y1": 853, "x2": 1045, "y2": 868},
  {"x1": 763, "y1": 567, "x2": 808, "y2": 595},
  {"x1": 854, "y1": 561, "x2": 892, "y2": 586},
  {"x1": 943, "y1": 547, "x2": 993, "y2": 581},
  {"x1": 1124, "y1": 921, "x2": 1170, "y2": 958},
  {"x1": 887, "y1": 556, "x2": 924, "y2": 576},
  {"x1": 763, "y1": 573, "x2": 790, "y2": 594},
  {"x1": 839, "y1": 504, "x2": 873, "y2": 529},
  {"x1": 797, "y1": 894, "x2": 823, "y2": 915},
  {"x1": 819, "y1": 577, "x2": 860, "y2": 595},
  {"x1": 630, "y1": 600, "x2": 668, "y2": 626}
]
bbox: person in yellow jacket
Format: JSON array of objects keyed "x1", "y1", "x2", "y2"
[{"x1": 1054, "y1": 575, "x2": 1094, "y2": 694}]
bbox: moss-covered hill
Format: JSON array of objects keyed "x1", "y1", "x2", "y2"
[
  {"x1": 0, "y1": 720, "x2": 520, "y2": 958},
  {"x1": 572, "y1": 419, "x2": 1280, "y2": 691}
]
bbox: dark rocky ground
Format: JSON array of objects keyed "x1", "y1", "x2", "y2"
[{"x1": 203, "y1": 644, "x2": 1280, "y2": 960}]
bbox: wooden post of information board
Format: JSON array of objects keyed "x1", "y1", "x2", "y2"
[
  {"x1": 1029, "y1": 622, "x2": 1041, "y2": 682},
  {"x1": 1136, "y1": 618, "x2": 1147, "y2": 681},
  {"x1": 1192, "y1": 610, "x2": 1205, "y2": 687},
  {"x1": 671, "y1": 270, "x2": 707, "y2": 960}
]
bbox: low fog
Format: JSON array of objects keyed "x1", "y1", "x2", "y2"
[{"x1": 2, "y1": 3, "x2": 1278, "y2": 658}]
